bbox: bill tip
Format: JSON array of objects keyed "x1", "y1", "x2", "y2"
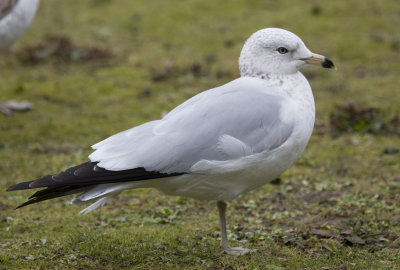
[{"x1": 322, "y1": 57, "x2": 335, "y2": 69}]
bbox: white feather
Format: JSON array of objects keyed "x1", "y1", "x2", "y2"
[
  {"x1": 217, "y1": 134, "x2": 253, "y2": 159},
  {"x1": 79, "y1": 197, "x2": 109, "y2": 215}
]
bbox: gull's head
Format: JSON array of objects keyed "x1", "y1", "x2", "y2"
[{"x1": 239, "y1": 28, "x2": 335, "y2": 77}]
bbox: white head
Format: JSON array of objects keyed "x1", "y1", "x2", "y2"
[{"x1": 239, "y1": 28, "x2": 334, "y2": 77}]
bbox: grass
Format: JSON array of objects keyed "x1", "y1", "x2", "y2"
[{"x1": 1, "y1": 0, "x2": 400, "y2": 269}]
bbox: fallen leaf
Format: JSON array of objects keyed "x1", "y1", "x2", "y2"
[
  {"x1": 310, "y1": 229, "x2": 333, "y2": 238},
  {"x1": 340, "y1": 229, "x2": 354, "y2": 235},
  {"x1": 383, "y1": 147, "x2": 399, "y2": 155},
  {"x1": 345, "y1": 235, "x2": 365, "y2": 245}
]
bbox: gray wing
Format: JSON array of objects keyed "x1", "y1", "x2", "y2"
[{"x1": 89, "y1": 78, "x2": 296, "y2": 173}]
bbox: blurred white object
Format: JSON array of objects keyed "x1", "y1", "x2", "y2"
[
  {"x1": 5, "y1": 100, "x2": 33, "y2": 111},
  {"x1": 0, "y1": 0, "x2": 39, "y2": 51},
  {"x1": 0, "y1": 100, "x2": 33, "y2": 115}
]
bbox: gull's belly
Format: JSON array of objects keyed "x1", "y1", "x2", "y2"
[{"x1": 152, "y1": 133, "x2": 309, "y2": 201}]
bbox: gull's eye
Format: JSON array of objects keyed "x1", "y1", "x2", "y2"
[{"x1": 277, "y1": 47, "x2": 289, "y2": 54}]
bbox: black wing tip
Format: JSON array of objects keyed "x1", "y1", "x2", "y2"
[
  {"x1": 15, "y1": 199, "x2": 37, "y2": 209},
  {"x1": 7, "y1": 161, "x2": 186, "y2": 209},
  {"x1": 7, "y1": 180, "x2": 35, "y2": 191},
  {"x1": 15, "y1": 204, "x2": 26, "y2": 210},
  {"x1": 7, "y1": 162, "x2": 184, "y2": 192}
]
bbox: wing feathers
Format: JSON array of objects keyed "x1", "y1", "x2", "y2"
[
  {"x1": 8, "y1": 162, "x2": 183, "y2": 190},
  {"x1": 7, "y1": 161, "x2": 184, "y2": 208},
  {"x1": 217, "y1": 134, "x2": 253, "y2": 159}
]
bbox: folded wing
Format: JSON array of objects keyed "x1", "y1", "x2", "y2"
[{"x1": 90, "y1": 77, "x2": 296, "y2": 173}]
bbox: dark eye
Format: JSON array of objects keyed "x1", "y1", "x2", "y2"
[{"x1": 277, "y1": 47, "x2": 289, "y2": 54}]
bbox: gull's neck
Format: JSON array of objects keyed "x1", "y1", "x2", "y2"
[
  {"x1": 240, "y1": 72, "x2": 308, "y2": 94},
  {"x1": 240, "y1": 71, "x2": 299, "y2": 81}
]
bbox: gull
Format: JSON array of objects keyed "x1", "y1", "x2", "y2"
[
  {"x1": 0, "y1": 0, "x2": 39, "y2": 51},
  {"x1": 0, "y1": 0, "x2": 39, "y2": 115},
  {"x1": 7, "y1": 28, "x2": 335, "y2": 256}
]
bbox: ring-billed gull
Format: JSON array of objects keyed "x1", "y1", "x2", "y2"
[
  {"x1": 0, "y1": 0, "x2": 39, "y2": 51},
  {"x1": 7, "y1": 28, "x2": 335, "y2": 256}
]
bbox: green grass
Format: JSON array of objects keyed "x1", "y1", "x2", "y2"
[{"x1": 1, "y1": 0, "x2": 400, "y2": 269}]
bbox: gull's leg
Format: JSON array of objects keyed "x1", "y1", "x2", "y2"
[
  {"x1": 217, "y1": 201, "x2": 257, "y2": 256},
  {"x1": 217, "y1": 201, "x2": 230, "y2": 251}
]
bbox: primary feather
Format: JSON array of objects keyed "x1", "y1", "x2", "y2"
[{"x1": 7, "y1": 162, "x2": 184, "y2": 208}]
